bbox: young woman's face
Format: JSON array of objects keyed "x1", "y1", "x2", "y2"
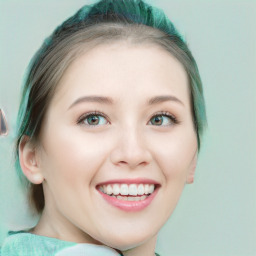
[{"x1": 36, "y1": 42, "x2": 197, "y2": 250}]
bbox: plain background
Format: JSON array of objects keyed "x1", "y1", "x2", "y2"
[{"x1": 0, "y1": 0, "x2": 255, "y2": 255}]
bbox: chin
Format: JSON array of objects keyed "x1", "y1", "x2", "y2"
[{"x1": 99, "y1": 228, "x2": 155, "y2": 251}]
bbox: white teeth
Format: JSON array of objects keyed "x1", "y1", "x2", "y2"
[
  {"x1": 109, "y1": 194, "x2": 148, "y2": 201},
  {"x1": 113, "y1": 184, "x2": 120, "y2": 195},
  {"x1": 99, "y1": 183, "x2": 156, "y2": 197},
  {"x1": 127, "y1": 196, "x2": 142, "y2": 201},
  {"x1": 144, "y1": 184, "x2": 149, "y2": 194},
  {"x1": 106, "y1": 184, "x2": 113, "y2": 195},
  {"x1": 141, "y1": 195, "x2": 147, "y2": 200},
  {"x1": 115, "y1": 195, "x2": 129, "y2": 201},
  {"x1": 137, "y1": 184, "x2": 144, "y2": 195},
  {"x1": 120, "y1": 184, "x2": 129, "y2": 195},
  {"x1": 128, "y1": 184, "x2": 137, "y2": 196},
  {"x1": 126, "y1": 196, "x2": 146, "y2": 201},
  {"x1": 149, "y1": 184, "x2": 154, "y2": 193}
]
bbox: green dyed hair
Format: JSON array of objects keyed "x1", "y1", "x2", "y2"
[{"x1": 15, "y1": 0, "x2": 207, "y2": 214}]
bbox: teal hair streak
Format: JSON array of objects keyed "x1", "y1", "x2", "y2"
[{"x1": 15, "y1": 63, "x2": 34, "y2": 187}]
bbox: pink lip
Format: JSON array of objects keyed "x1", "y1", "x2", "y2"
[
  {"x1": 96, "y1": 181, "x2": 160, "y2": 212},
  {"x1": 96, "y1": 178, "x2": 159, "y2": 186}
]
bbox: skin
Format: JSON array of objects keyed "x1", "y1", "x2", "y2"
[{"x1": 20, "y1": 42, "x2": 197, "y2": 256}]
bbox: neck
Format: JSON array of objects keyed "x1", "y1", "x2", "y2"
[{"x1": 30, "y1": 203, "x2": 101, "y2": 244}]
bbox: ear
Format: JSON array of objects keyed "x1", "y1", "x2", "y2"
[
  {"x1": 19, "y1": 135, "x2": 44, "y2": 184},
  {"x1": 186, "y1": 151, "x2": 198, "y2": 184}
]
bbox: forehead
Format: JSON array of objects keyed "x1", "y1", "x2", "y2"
[{"x1": 52, "y1": 42, "x2": 190, "y2": 108}]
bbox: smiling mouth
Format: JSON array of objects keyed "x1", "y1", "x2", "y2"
[{"x1": 97, "y1": 183, "x2": 156, "y2": 201}]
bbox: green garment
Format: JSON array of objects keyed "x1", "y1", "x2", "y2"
[{"x1": 1, "y1": 231, "x2": 161, "y2": 256}]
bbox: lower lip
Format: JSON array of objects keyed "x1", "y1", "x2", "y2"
[{"x1": 97, "y1": 187, "x2": 159, "y2": 212}]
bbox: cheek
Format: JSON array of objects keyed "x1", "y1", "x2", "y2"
[
  {"x1": 39, "y1": 128, "x2": 111, "y2": 216},
  {"x1": 40, "y1": 127, "x2": 109, "y2": 187},
  {"x1": 150, "y1": 127, "x2": 197, "y2": 181}
]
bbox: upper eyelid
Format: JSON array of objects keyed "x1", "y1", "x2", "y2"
[
  {"x1": 149, "y1": 111, "x2": 176, "y2": 119},
  {"x1": 77, "y1": 111, "x2": 109, "y2": 123}
]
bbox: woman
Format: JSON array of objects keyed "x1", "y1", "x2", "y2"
[{"x1": 1, "y1": 0, "x2": 206, "y2": 255}]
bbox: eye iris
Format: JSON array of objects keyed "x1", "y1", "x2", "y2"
[
  {"x1": 152, "y1": 116, "x2": 163, "y2": 125},
  {"x1": 87, "y1": 115, "x2": 99, "y2": 125}
]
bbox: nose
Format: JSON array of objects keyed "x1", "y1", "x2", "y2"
[{"x1": 110, "y1": 126, "x2": 152, "y2": 169}]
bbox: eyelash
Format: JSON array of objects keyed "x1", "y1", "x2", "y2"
[
  {"x1": 77, "y1": 111, "x2": 180, "y2": 127},
  {"x1": 148, "y1": 111, "x2": 180, "y2": 126},
  {"x1": 77, "y1": 111, "x2": 109, "y2": 126}
]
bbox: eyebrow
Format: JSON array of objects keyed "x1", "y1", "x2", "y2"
[
  {"x1": 147, "y1": 95, "x2": 184, "y2": 106},
  {"x1": 68, "y1": 96, "x2": 114, "y2": 110},
  {"x1": 68, "y1": 95, "x2": 184, "y2": 110}
]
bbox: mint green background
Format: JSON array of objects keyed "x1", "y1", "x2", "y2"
[{"x1": 0, "y1": 0, "x2": 255, "y2": 255}]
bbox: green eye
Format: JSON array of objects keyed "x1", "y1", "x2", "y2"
[
  {"x1": 85, "y1": 115, "x2": 107, "y2": 125},
  {"x1": 149, "y1": 114, "x2": 177, "y2": 126},
  {"x1": 78, "y1": 113, "x2": 108, "y2": 126}
]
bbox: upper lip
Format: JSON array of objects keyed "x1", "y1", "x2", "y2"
[{"x1": 96, "y1": 178, "x2": 160, "y2": 187}]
